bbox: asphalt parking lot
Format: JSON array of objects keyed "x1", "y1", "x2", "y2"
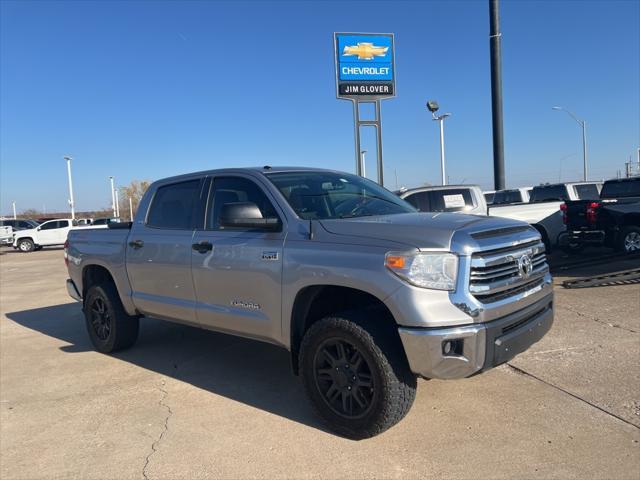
[{"x1": 1, "y1": 248, "x2": 639, "y2": 479}]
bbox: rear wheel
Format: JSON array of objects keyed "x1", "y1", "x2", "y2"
[
  {"x1": 84, "y1": 282, "x2": 139, "y2": 353},
  {"x1": 17, "y1": 238, "x2": 34, "y2": 252},
  {"x1": 617, "y1": 226, "x2": 640, "y2": 254},
  {"x1": 299, "y1": 312, "x2": 416, "y2": 439}
]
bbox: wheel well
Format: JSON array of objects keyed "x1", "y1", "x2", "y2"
[
  {"x1": 82, "y1": 265, "x2": 115, "y2": 299},
  {"x1": 532, "y1": 224, "x2": 551, "y2": 253},
  {"x1": 17, "y1": 237, "x2": 33, "y2": 243},
  {"x1": 289, "y1": 285, "x2": 396, "y2": 375}
]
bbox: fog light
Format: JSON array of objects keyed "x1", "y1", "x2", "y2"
[
  {"x1": 442, "y1": 339, "x2": 463, "y2": 356},
  {"x1": 443, "y1": 341, "x2": 452, "y2": 354}
]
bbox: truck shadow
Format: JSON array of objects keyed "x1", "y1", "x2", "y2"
[{"x1": 5, "y1": 303, "x2": 331, "y2": 434}]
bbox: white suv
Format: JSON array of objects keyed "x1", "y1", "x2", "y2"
[{"x1": 13, "y1": 219, "x2": 73, "y2": 252}]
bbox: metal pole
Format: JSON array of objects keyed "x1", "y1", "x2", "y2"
[
  {"x1": 489, "y1": 0, "x2": 506, "y2": 191},
  {"x1": 109, "y1": 177, "x2": 116, "y2": 217},
  {"x1": 12, "y1": 201, "x2": 16, "y2": 219},
  {"x1": 581, "y1": 121, "x2": 588, "y2": 181},
  {"x1": 129, "y1": 197, "x2": 133, "y2": 221},
  {"x1": 375, "y1": 100, "x2": 384, "y2": 186},
  {"x1": 394, "y1": 169, "x2": 399, "y2": 190},
  {"x1": 64, "y1": 156, "x2": 75, "y2": 220},
  {"x1": 439, "y1": 118, "x2": 446, "y2": 185},
  {"x1": 115, "y1": 189, "x2": 120, "y2": 218},
  {"x1": 360, "y1": 150, "x2": 367, "y2": 178},
  {"x1": 353, "y1": 100, "x2": 362, "y2": 176}
]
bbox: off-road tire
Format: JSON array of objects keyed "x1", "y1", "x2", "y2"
[
  {"x1": 299, "y1": 312, "x2": 416, "y2": 439},
  {"x1": 617, "y1": 225, "x2": 640, "y2": 254},
  {"x1": 84, "y1": 282, "x2": 139, "y2": 353},
  {"x1": 17, "y1": 238, "x2": 35, "y2": 252}
]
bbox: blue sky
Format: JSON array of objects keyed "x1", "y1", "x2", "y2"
[{"x1": 1, "y1": 0, "x2": 639, "y2": 214}]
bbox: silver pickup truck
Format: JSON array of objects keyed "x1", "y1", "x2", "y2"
[{"x1": 65, "y1": 167, "x2": 553, "y2": 439}]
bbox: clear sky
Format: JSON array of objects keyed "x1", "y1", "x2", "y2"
[{"x1": 1, "y1": 0, "x2": 639, "y2": 214}]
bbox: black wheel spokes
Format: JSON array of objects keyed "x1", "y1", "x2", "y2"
[
  {"x1": 314, "y1": 340, "x2": 374, "y2": 419},
  {"x1": 90, "y1": 298, "x2": 111, "y2": 340}
]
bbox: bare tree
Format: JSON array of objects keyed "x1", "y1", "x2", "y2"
[{"x1": 118, "y1": 180, "x2": 151, "y2": 220}]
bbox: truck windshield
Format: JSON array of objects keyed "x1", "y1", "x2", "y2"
[
  {"x1": 600, "y1": 179, "x2": 640, "y2": 199},
  {"x1": 492, "y1": 189, "x2": 523, "y2": 205},
  {"x1": 266, "y1": 171, "x2": 416, "y2": 220}
]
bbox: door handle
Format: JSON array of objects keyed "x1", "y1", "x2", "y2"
[
  {"x1": 128, "y1": 239, "x2": 144, "y2": 249},
  {"x1": 192, "y1": 241, "x2": 213, "y2": 253}
]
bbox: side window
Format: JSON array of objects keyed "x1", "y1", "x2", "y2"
[
  {"x1": 404, "y1": 192, "x2": 430, "y2": 212},
  {"x1": 40, "y1": 221, "x2": 58, "y2": 230},
  {"x1": 207, "y1": 177, "x2": 278, "y2": 230},
  {"x1": 58, "y1": 220, "x2": 70, "y2": 228},
  {"x1": 146, "y1": 180, "x2": 201, "y2": 230}
]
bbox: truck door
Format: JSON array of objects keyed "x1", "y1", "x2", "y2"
[
  {"x1": 191, "y1": 175, "x2": 285, "y2": 344},
  {"x1": 37, "y1": 220, "x2": 64, "y2": 245},
  {"x1": 125, "y1": 178, "x2": 204, "y2": 323}
]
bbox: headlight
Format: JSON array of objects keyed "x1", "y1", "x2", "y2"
[{"x1": 385, "y1": 251, "x2": 458, "y2": 291}]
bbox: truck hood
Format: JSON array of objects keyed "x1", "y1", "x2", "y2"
[{"x1": 319, "y1": 212, "x2": 529, "y2": 251}]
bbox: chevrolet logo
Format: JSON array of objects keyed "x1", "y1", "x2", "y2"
[{"x1": 342, "y1": 42, "x2": 389, "y2": 60}]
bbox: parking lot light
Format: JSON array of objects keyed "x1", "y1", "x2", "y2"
[
  {"x1": 552, "y1": 106, "x2": 588, "y2": 181},
  {"x1": 64, "y1": 156, "x2": 75, "y2": 220}
]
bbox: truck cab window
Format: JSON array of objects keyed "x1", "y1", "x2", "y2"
[
  {"x1": 146, "y1": 180, "x2": 201, "y2": 229},
  {"x1": 207, "y1": 177, "x2": 278, "y2": 230}
]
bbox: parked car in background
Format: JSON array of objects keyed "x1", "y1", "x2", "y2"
[
  {"x1": 561, "y1": 177, "x2": 640, "y2": 254},
  {"x1": 483, "y1": 190, "x2": 496, "y2": 205},
  {"x1": 65, "y1": 166, "x2": 553, "y2": 439},
  {"x1": 491, "y1": 187, "x2": 532, "y2": 205},
  {"x1": 0, "y1": 219, "x2": 40, "y2": 231},
  {"x1": 489, "y1": 181, "x2": 602, "y2": 252},
  {"x1": 397, "y1": 185, "x2": 488, "y2": 215},
  {"x1": 12, "y1": 218, "x2": 74, "y2": 252},
  {"x1": 0, "y1": 226, "x2": 13, "y2": 246},
  {"x1": 75, "y1": 218, "x2": 94, "y2": 225},
  {"x1": 91, "y1": 217, "x2": 120, "y2": 226}
]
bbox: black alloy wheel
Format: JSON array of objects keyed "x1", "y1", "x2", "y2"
[{"x1": 89, "y1": 297, "x2": 111, "y2": 341}]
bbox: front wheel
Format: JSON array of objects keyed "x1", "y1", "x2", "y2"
[
  {"x1": 17, "y1": 238, "x2": 34, "y2": 252},
  {"x1": 299, "y1": 313, "x2": 416, "y2": 439},
  {"x1": 84, "y1": 282, "x2": 139, "y2": 353},
  {"x1": 618, "y1": 226, "x2": 640, "y2": 254}
]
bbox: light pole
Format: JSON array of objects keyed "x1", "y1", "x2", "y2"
[
  {"x1": 552, "y1": 106, "x2": 588, "y2": 181},
  {"x1": 109, "y1": 177, "x2": 116, "y2": 217},
  {"x1": 427, "y1": 100, "x2": 451, "y2": 185},
  {"x1": 114, "y1": 188, "x2": 120, "y2": 218},
  {"x1": 360, "y1": 150, "x2": 367, "y2": 178},
  {"x1": 129, "y1": 197, "x2": 134, "y2": 221},
  {"x1": 64, "y1": 156, "x2": 75, "y2": 220},
  {"x1": 12, "y1": 201, "x2": 16, "y2": 219}
]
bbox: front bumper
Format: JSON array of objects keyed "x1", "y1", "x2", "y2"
[
  {"x1": 66, "y1": 279, "x2": 82, "y2": 302},
  {"x1": 398, "y1": 293, "x2": 553, "y2": 380}
]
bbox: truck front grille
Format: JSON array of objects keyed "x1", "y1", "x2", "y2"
[{"x1": 469, "y1": 240, "x2": 548, "y2": 304}]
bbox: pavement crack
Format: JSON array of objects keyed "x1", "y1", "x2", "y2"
[
  {"x1": 506, "y1": 363, "x2": 640, "y2": 430},
  {"x1": 559, "y1": 304, "x2": 639, "y2": 334},
  {"x1": 142, "y1": 380, "x2": 173, "y2": 480}
]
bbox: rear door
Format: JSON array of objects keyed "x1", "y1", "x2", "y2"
[
  {"x1": 191, "y1": 175, "x2": 285, "y2": 343},
  {"x1": 125, "y1": 178, "x2": 205, "y2": 322}
]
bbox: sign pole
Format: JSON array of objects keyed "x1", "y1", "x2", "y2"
[
  {"x1": 352, "y1": 100, "x2": 362, "y2": 176},
  {"x1": 375, "y1": 100, "x2": 384, "y2": 185}
]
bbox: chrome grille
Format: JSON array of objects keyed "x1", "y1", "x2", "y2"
[{"x1": 469, "y1": 240, "x2": 548, "y2": 303}]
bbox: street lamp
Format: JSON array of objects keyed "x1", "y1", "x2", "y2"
[
  {"x1": 114, "y1": 188, "x2": 120, "y2": 218},
  {"x1": 109, "y1": 176, "x2": 116, "y2": 217},
  {"x1": 427, "y1": 100, "x2": 451, "y2": 185},
  {"x1": 64, "y1": 156, "x2": 75, "y2": 220},
  {"x1": 360, "y1": 150, "x2": 367, "y2": 178},
  {"x1": 552, "y1": 106, "x2": 588, "y2": 181},
  {"x1": 12, "y1": 201, "x2": 16, "y2": 220}
]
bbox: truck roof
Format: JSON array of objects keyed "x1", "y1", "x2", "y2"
[{"x1": 152, "y1": 166, "x2": 348, "y2": 185}]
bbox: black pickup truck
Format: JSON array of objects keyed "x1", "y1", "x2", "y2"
[{"x1": 561, "y1": 177, "x2": 640, "y2": 254}]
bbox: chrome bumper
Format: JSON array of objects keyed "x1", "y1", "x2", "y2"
[
  {"x1": 66, "y1": 279, "x2": 82, "y2": 302},
  {"x1": 398, "y1": 293, "x2": 553, "y2": 380}
]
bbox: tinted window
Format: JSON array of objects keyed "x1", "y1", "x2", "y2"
[
  {"x1": 207, "y1": 177, "x2": 278, "y2": 229},
  {"x1": 600, "y1": 179, "x2": 640, "y2": 199},
  {"x1": 573, "y1": 184, "x2": 600, "y2": 200},
  {"x1": 530, "y1": 185, "x2": 568, "y2": 203},
  {"x1": 147, "y1": 180, "x2": 201, "y2": 229},
  {"x1": 404, "y1": 191, "x2": 430, "y2": 212},
  {"x1": 267, "y1": 171, "x2": 415, "y2": 220},
  {"x1": 484, "y1": 192, "x2": 495, "y2": 204},
  {"x1": 492, "y1": 190, "x2": 524, "y2": 205},
  {"x1": 40, "y1": 221, "x2": 59, "y2": 230},
  {"x1": 428, "y1": 189, "x2": 475, "y2": 212}
]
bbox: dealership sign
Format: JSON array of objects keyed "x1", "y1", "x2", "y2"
[{"x1": 335, "y1": 33, "x2": 395, "y2": 99}]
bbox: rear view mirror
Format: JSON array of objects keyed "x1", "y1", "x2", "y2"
[{"x1": 219, "y1": 202, "x2": 280, "y2": 230}]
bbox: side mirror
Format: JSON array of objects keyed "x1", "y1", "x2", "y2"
[
  {"x1": 36, "y1": 227, "x2": 41, "y2": 231},
  {"x1": 219, "y1": 202, "x2": 280, "y2": 230}
]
